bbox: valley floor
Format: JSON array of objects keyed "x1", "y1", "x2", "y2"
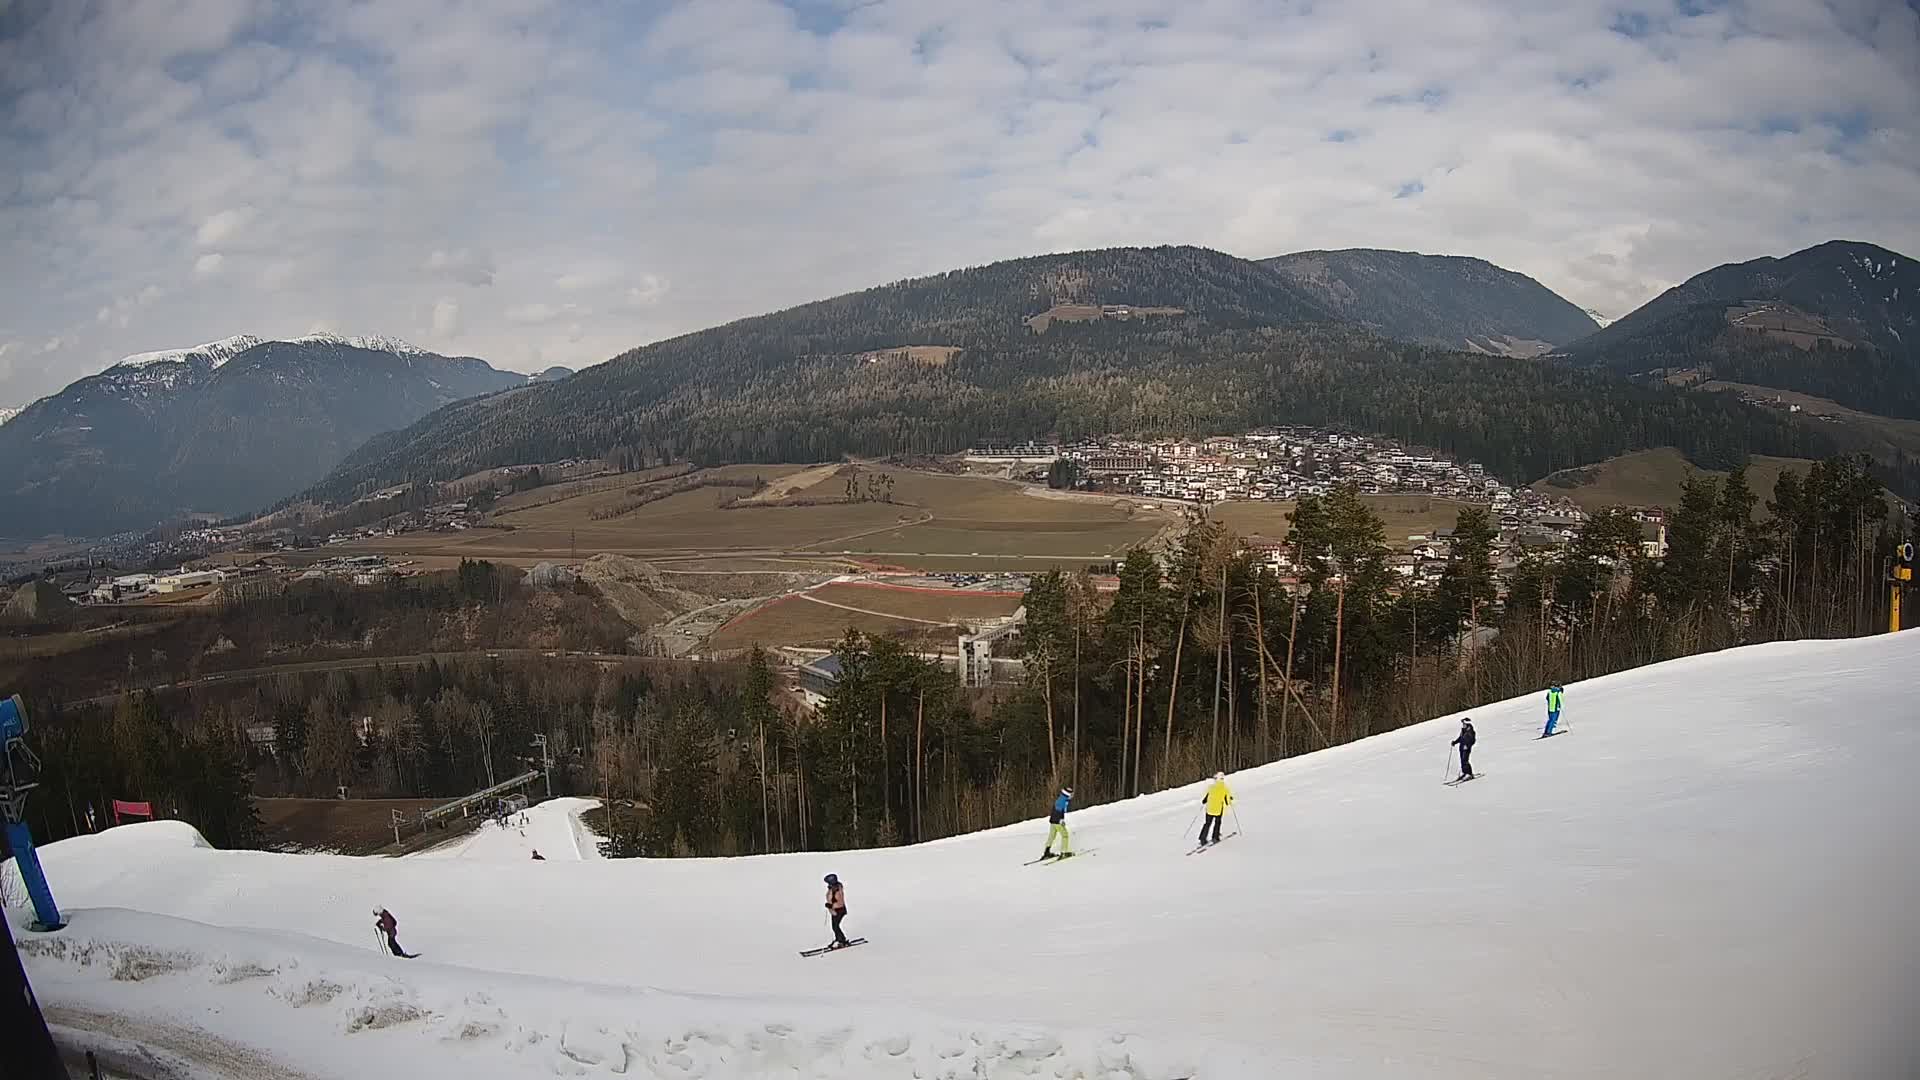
[{"x1": 13, "y1": 633, "x2": 1920, "y2": 1078}]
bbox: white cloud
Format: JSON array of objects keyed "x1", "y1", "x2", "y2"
[
  {"x1": 506, "y1": 302, "x2": 589, "y2": 326},
  {"x1": 624, "y1": 275, "x2": 671, "y2": 308},
  {"x1": 431, "y1": 298, "x2": 461, "y2": 338},
  {"x1": 0, "y1": 0, "x2": 1916, "y2": 409},
  {"x1": 425, "y1": 248, "x2": 496, "y2": 287},
  {"x1": 196, "y1": 207, "x2": 254, "y2": 247},
  {"x1": 40, "y1": 337, "x2": 64, "y2": 354},
  {"x1": 94, "y1": 284, "x2": 167, "y2": 328}
]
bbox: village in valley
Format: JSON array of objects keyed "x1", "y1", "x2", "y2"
[{"x1": 975, "y1": 428, "x2": 1669, "y2": 587}]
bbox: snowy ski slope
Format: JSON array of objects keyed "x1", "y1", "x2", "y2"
[
  {"x1": 13, "y1": 632, "x2": 1920, "y2": 1078},
  {"x1": 411, "y1": 796, "x2": 605, "y2": 864}
]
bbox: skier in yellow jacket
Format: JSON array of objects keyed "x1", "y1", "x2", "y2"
[{"x1": 1198, "y1": 771, "x2": 1233, "y2": 846}]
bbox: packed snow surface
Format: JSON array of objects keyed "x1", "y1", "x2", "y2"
[
  {"x1": 411, "y1": 796, "x2": 604, "y2": 863},
  {"x1": 15, "y1": 633, "x2": 1920, "y2": 1078}
]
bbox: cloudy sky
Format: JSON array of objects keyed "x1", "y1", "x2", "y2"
[{"x1": 1, "y1": 0, "x2": 1917, "y2": 405}]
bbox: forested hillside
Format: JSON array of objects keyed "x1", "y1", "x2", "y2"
[
  {"x1": 310, "y1": 247, "x2": 1824, "y2": 504},
  {"x1": 1261, "y1": 248, "x2": 1598, "y2": 354},
  {"x1": 1565, "y1": 241, "x2": 1920, "y2": 419}
]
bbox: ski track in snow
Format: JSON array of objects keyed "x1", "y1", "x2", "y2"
[{"x1": 14, "y1": 632, "x2": 1920, "y2": 1079}]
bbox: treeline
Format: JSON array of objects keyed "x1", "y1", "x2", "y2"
[
  {"x1": 25, "y1": 691, "x2": 261, "y2": 850},
  {"x1": 9, "y1": 561, "x2": 631, "y2": 706},
  {"x1": 589, "y1": 473, "x2": 763, "y2": 521},
  {"x1": 313, "y1": 322, "x2": 1829, "y2": 502},
  {"x1": 665, "y1": 453, "x2": 1902, "y2": 855}
]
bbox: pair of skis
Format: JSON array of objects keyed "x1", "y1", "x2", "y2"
[
  {"x1": 1185, "y1": 830, "x2": 1238, "y2": 855},
  {"x1": 799, "y1": 937, "x2": 867, "y2": 958},
  {"x1": 1022, "y1": 851, "x2": 1093, "y2": 866}
]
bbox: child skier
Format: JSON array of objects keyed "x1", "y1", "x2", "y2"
[
  {"x1": 1199, "y1": 771, "x2": 1233, "y2": 846},
  {"x1": 1544, "y1": 684, "x2": 1564, "y2": 736},
  {"x1": 1042, "y1": 786, "x2": 1073, "y2": 859},
  {"x1": 373, "y1": 906, "x2": 416, "y2": 958},
  {"x1": 823, "y1": 873, "x2": 850, "y2": 949},
  {"x1": 1452, "y1": 718, "x2": 1477, "y2": 781}
]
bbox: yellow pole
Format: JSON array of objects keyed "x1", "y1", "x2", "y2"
[{"x1": 1894, "y1": 581, "x2": 1903, "y2": 634}]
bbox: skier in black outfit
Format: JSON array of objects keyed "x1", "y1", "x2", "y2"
[{"x1": 1452, "y1": 718, "x2": 1476, "y2": 781}]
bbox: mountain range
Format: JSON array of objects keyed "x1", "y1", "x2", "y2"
[
  {"x1": 0, "y1": 334, "x2": 524, "y2": 536},
  {"x1": 307, "y1": 244, "x2": 1839, "y2": 508},
  {"x1": 16, "y1": 238, "x2": 1916, "y2": 538}
]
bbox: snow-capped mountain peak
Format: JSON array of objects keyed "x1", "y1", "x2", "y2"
[
  {"x1": 1584, "y1": 307, "x2": 1614, "y2": 328},
  {"x1": 110, "y1": 334, "x2": 265, "y2": 371},
  {"x1": 288, "y1": 331, "x2": 430, "y2": 356},
  {"x1": 0, "y1": 405, "x2": 19, "y2": 427}
]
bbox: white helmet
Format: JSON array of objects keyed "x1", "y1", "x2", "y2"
[{"x1": 1214, "y1": 771, "x2": 1226, "y2": 781}]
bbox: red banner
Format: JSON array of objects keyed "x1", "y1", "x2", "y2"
[{"x1": 112, "y1": 799, "x2": 154, "y2": 824}]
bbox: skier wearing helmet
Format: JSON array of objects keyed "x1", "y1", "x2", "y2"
[
  {"x1": 1042, "y1": 786, "x2": 1074, "y2": 859},
  {"x1": 1199, "y1": 771, "x2": 1234, "y2": 846},
  {"x1": 373, "y1": 906, "x2": 416, "y2": 958},
  {"x1": 823, "y1": 874, "x2": 850, "y2": 948}
]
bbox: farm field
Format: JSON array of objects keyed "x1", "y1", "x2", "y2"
[
  {"x1": 336, "y1": 466, "x2": 1170, "y2": 569},
  {"x1": 1531, "y1": 447, "x2": 1817, "y2": 514},
  {"x1": 803, "y1": 581, "x2": 1024, "y2": 621}
]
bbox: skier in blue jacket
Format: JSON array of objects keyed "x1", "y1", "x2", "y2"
[
  {"x1": 1042, "y1": 786, "x2": 1073, "y2": 859},
  {"x1": 1543, "y1": 684, "x2": 1564, "y2": 736}
]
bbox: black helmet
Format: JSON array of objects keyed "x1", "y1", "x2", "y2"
[{"x1": 824, "y1": 873, "x2": 838, "y2": 885}]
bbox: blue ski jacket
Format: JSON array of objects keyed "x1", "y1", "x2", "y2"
[{"x1": 1049, "y1": 792, "x2": 1071, "y2": 823}]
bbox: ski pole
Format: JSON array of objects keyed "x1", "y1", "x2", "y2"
[
  {"x1": 1443, "y1": 744, "x2": 1455, "y2": 781},
  {"x1": 1182, "y1": 810, "x2": 1199, "y2": 839},
  {"x1": 1232, "y1": 805, "x2": 1245, "y2": 838}
]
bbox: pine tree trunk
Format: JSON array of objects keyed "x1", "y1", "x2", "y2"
[
  {"x1": 1119, "y1": 641, "x2": 1132, "y2": 800},
  {"x1": 1043, "y1": 657, "x2": 1057, "y2": 784},
  {"x1": 1227, "y1": 610, "x2": 1237, "y2": 770},
  {"x1": 1255, "y1": 582, "x2": 1269, "y2": 763},
  {"x1": 1072, "y1": 624, "x2": 1081, "y2": 792},
  {"x1": 915, "y1": 690, "x2": 925, "y2": 842},
  {"x1": 1282, "y1": 582, "x2": 1301, "y2": 754},
  {"x1": 1211, "y1": 563, "x2": 1225, "y2": 768},
  {"x1": 758, "y1": 710, "x2": 769, "y2": 853},
  {"x1": 1134, "y1": 620, "x2": 1147, "y2": 796},
  {"x1": 1162, "y1": 599, "x2": 1190, "y2": 790},
  {"x1": 1331, "y1": 579, "x2": 1346, "y2": 744}
]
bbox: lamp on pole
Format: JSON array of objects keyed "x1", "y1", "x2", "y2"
[{"x1": 532, "y1": 734, "x2": 552, "y2": 798}]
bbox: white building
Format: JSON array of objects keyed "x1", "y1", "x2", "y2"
[{"x1": 152, "y1": 569, "x2": 223, "y2": 593}]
